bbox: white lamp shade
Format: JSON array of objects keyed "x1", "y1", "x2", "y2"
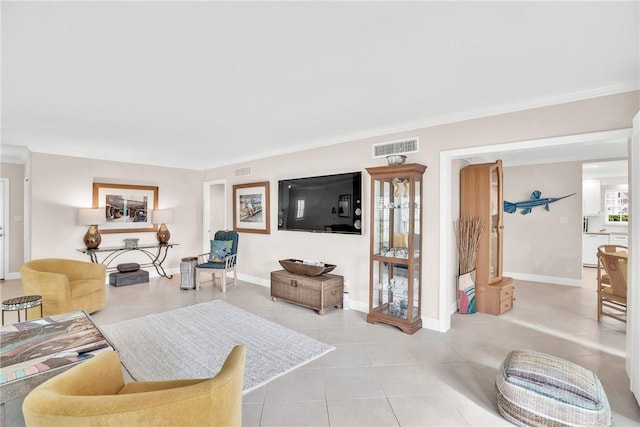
[
  {"x1": 152, "y1": 209, "x2": 174, "y2": 224},
  {"x1": 78, "y1": 208, "x2": 106, "y2": 225}
]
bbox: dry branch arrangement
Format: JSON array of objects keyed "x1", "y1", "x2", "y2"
[{"x1": 455, "y1": 217, "x2": 485, "y2": 275}]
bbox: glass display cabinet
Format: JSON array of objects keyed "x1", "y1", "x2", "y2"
[{"x1": 366, "y1": 163, "x2": 426, "y2": 334}]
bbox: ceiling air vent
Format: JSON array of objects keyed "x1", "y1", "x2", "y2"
[
  {"x1": 372, "y1": 137, "x2": 419, "y2": 158},
  {"x1": 233, "y1": 166, "x2": 252, "y2": 177}
]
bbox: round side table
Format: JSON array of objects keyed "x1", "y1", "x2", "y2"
[{"x1": 1, "y1": 295, "x2": 43, "y2": 325}]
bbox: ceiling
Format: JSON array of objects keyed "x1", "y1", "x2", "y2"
[
  {"x1": 471, "y1": 133, "x2": 631, "y2": 170},
  {"x1": 583, "y1": 160, "x2": 628, "y2": 180},
  {"x1": 2, "y1": 1, "x2": 639, "y2": 170}
]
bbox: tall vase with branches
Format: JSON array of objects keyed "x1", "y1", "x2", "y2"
[{"x1": 455, "y1": 216, "x2": 485, "y2": 314}]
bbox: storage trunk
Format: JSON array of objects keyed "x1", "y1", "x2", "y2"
[
  {"x1": 109, "y1": 270, "x2": 149, "y2": 287},
  {"x1": 270, "y1": 270, "x2": 343, "y2": 314}
]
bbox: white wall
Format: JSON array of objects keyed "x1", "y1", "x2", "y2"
[
  {"x1": 28, "y1": 154, "x2": 204, "y2": 274},
  {"x1": 0, "y1": 162, "x2": 25, "y2": 274},
  {"x1": 209, "y1": 183, "x2": 226, "y2": 238},
  {"x1": 503, "y1": 162, "x2": 583, "y2": 283},
  {"x1": 203, "y1": 91, "x2": 639, "y2": 326},
  {"x1": 22, "y1": 90, "x2": 639, "y2": 328}
]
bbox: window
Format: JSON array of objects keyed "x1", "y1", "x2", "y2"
[
  {"x1": 604, "y1": 189, "x2": 628, "y2": 224},
  {"x1": 295, "y1": 199, "x2": 305, "y2": 219}
]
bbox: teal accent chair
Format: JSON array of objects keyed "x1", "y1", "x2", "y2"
[{"x1": 195, "y1": 230, "x2": 239, "y2": 292}]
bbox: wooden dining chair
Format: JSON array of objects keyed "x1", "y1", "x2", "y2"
[
  {"x1": 596, "y1": 244, "x2": 627, "y2": 290},
  {"x1": 596, "y1": 250, "x2": 628, "y2": 323}
]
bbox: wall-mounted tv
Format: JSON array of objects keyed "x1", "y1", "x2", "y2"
[{"x1": 278, "y1": 171, "x2": 362, "y2": 235}]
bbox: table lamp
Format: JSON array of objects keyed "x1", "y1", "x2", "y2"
[
  {"x1": 78, "y1": 208, "x2": 106, "y2": 249},
  {"x1": 152, "y1": 209, "x2": 174, "y2": 244}
]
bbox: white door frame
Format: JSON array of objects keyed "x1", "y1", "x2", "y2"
[
  {"x1": 627, "y1": 112, "x2": 639, "y2": 404},
  {"x1": 202, "y1": 179, "x2": 227, "y2": 252},
  {"x1": 438, "y1": 128, "x2": 633, "y2": 333},
  {"x1": 0, "y1": 178, "x2": 8, "y2": 280}
]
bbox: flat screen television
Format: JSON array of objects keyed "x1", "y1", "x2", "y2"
[{"x1": 278, "y1": 171, "x2": 362, "y2": 234}]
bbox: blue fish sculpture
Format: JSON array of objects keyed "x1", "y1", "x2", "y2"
[{"x1": 504, "y1": 190, "x2": 575, "y2": 215}]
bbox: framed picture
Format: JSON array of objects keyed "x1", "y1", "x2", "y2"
[
  {"x1": 338, "y1": 194, "x2": 351, "y2": 217},
  {"x1": 93, "y1": 183, "x2": 158, "y2": 233},
  {"x1": 233, "y1": 181, "x2": 270, "y2": 234}
]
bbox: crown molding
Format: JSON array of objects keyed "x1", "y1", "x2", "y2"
[
  {"x1": 0, "y1": 145, "x2": 30, "y2": 164},
  {"x1": 212, "y1": 83, "x2": 639, "y2": 170},
  {"x1": 5, "y1": 84, "x2": 638, "y2": 170},
  {"x1": 315, "y1": 83, "x2": 640, "y2": 149}
]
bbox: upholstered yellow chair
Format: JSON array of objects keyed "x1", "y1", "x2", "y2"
[
  {"x1": 22, "y1": 345, "x2": 246, "y2": 427},
  {"x1": 20, "y1": 258, "x2": 106, "y2": 317}
]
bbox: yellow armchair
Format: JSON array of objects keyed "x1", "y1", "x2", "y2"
[
  {"x1": 22, "y1": 346, "x2": 246, "y2": 427},
  {"x1": 20, "y1": 258, "x2": 106, "y2": 317}
]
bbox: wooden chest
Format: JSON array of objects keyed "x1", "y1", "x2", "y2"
[{"x1": 270, "y1": 270, "x2": 343, "y2": 314}]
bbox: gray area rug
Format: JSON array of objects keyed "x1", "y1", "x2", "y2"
[{"x1": 101, "y1": 300, "x2": 334, "y2": 394}]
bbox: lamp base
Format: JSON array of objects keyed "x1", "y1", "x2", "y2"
[
  {"x1": 157, "y1": 224, "x2": 171, "y2": 244},
  {"x1": 84, "y1": 225, "x2": 101, "y2": 249}
]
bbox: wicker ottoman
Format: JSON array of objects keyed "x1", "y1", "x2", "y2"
[{"x1": 496, "y1": 350, "x2": 611, "y2": 427}]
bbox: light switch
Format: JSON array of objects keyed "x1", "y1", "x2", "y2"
[{"x1": 559, "y1": 216, "x2": 568, "y2": 224}]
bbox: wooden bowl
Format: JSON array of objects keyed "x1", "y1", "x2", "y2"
[{"x1": 278, "y1": 259, "x2": 336, "y2": 276}]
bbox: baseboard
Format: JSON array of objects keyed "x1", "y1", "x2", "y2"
[
  {"x1": 503, "y1": 271, "x2": 582, "y2": 287},
  {"x1": 11, "y1": 268, "x2": 180, "y2": 284},
  {"x1": 2, "y1": 272, "x2": 20, "y2": 280},
  {"x1": 238, "y1": 273, "x2": 270, "y2": 288},
  {"x1": 194, "y1": 272, "x2": 269, "y2": 288},
  {"x1": 349, "y1": 300, "x2": 368, "y2": 313},
  {"x1": 344, "y1": 299, "x2": 443, "y2": 332},
  {"x1": 147, "y1": 267, "x2": 179, "y2": 279},
  {"x1": 449, "y1": 300, "x2": 458, "y2": 316},
  {"x1": 421, "y1": 315, "x2": 442, "y2": 331},
  {"x1": 233, "y1": 277, "x2": 445, "y2": 332}
]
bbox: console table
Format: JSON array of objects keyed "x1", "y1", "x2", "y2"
[{"x1": 77, "y1": 243, "x2": 178, "y2": 279}]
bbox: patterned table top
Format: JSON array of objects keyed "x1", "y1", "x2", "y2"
[{"x1": 0, "y1": 311, "x2": 114, "y2": 385}]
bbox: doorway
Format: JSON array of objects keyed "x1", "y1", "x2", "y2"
[
  {"x1": 202, "y1": 180, "x2": 227, "y2": 252},
  {"x1": 439, "y1": 128, "x2": 633, "y2": 333}
]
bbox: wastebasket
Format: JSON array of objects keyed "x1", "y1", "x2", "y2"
[{"x1": 180, "y1": 257, "x2": 198, "y2": 290}]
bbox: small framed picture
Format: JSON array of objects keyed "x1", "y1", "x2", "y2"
[{"x1": 233, "y1": 181, "x2": 270, "y2": 234}]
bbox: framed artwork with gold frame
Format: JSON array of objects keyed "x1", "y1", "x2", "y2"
[
  {"x1": 93, "y1": 183, "x2": 158, "y2": 233},
  {"x1": 233, "y1": 181, "x2": 270, "y2": 234}
]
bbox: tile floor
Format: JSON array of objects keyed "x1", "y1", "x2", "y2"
[{"x1": 2, "y1": 268, "x2": 639, "y2": 426}]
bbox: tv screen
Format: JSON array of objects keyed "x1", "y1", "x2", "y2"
[{"x1": 278, "y1": 172, "x2": 362, "y2": 234}]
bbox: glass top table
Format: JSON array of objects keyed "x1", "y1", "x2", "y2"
[
  {"x1": 0, "y1": 311, "x2": 115, "y2": 422},
  {"x1": 77, "y1": 243, "x2": 179, "y2": 279}
]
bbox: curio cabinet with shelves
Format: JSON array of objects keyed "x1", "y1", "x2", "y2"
[{"x1": 366, "y1": 163, "x2": 426, "y2": 334}]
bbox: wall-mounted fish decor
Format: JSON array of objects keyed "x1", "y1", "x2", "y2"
[{"x1": 504, "y1": 190, "x2": 575, "y2": 215}]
